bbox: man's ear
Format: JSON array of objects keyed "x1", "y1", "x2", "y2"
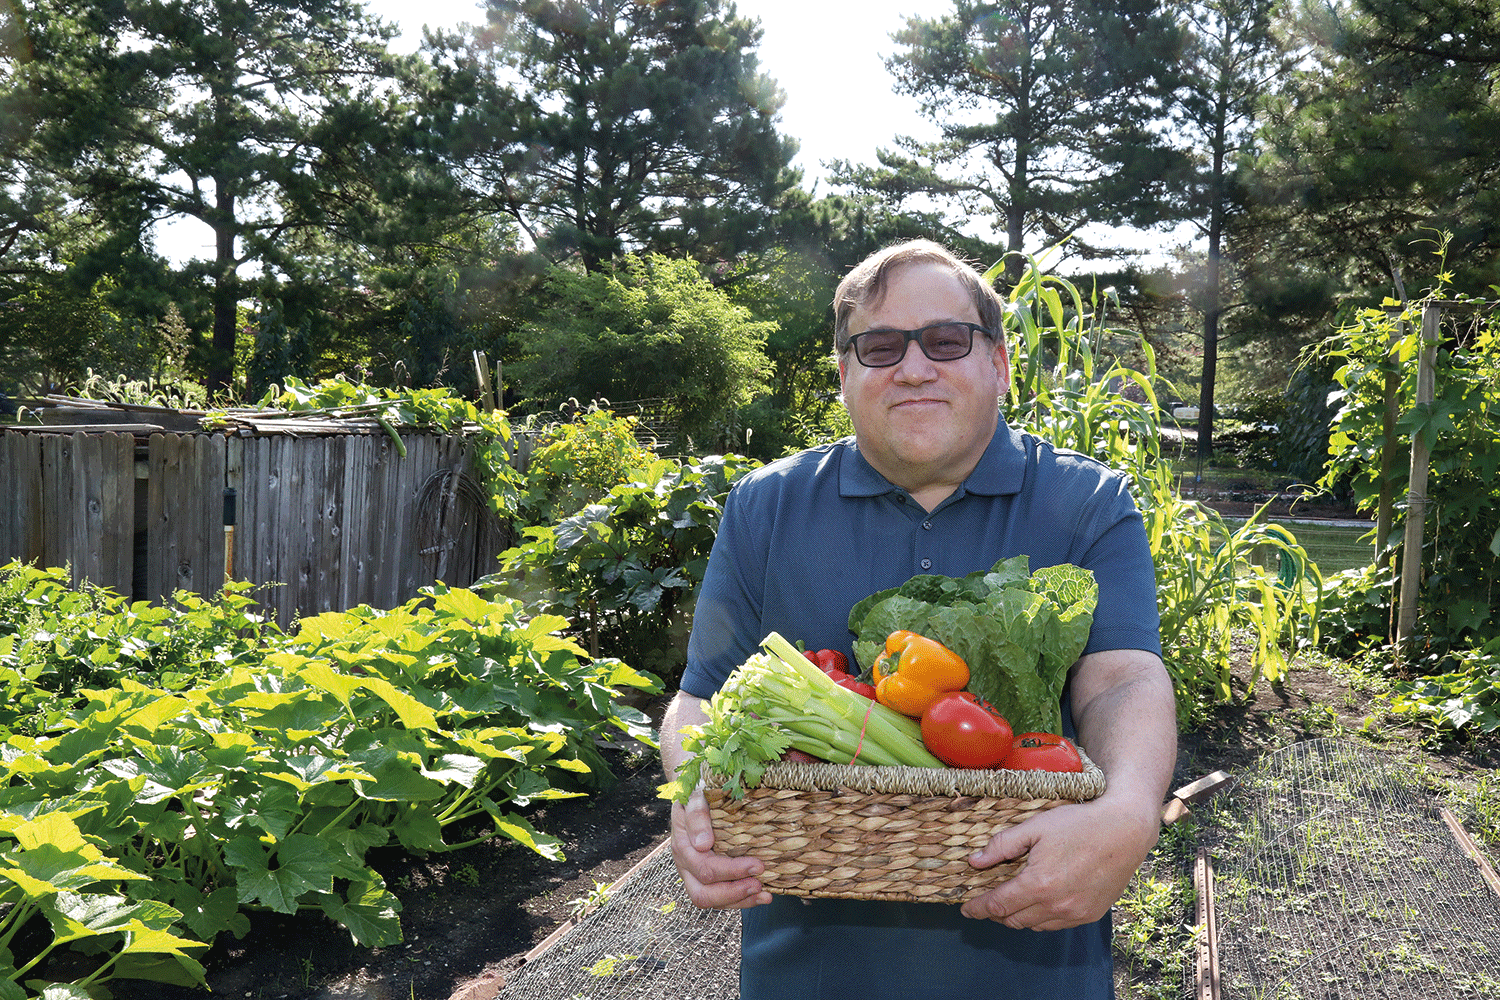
[{"x1": 991, "y1": 338, "x2": 1010, "y2": 393}]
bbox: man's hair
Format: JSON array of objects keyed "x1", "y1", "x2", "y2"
[{"x1": 832, "y1": 240, "x2": 1005, "y2": 355}]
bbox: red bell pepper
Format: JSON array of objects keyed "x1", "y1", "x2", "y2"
[{"x1": 803, "y1": 648, "x2": 875, "y2": 699}]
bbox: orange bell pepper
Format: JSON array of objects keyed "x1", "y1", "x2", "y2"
[{"x1": 872, "y1": 630, "x2": 969, "y2": 718}]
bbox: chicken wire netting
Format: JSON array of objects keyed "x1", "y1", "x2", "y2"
[
  {"x1": 1195, "y1": 739, "x2": 1500, "y2": 1000},
  {"x1": 497, "y1": 841, "x2": 741, "y2": 1000}
]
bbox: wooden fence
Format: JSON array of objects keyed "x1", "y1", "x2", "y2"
[{"x1": 1, "y1": 427, "x2": 505, "y2": 629}]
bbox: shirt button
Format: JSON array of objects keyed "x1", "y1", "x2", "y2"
[
  {"x1": 920, "y1": 558, "x2": 932, "y2": 570},
  {"x1": 922, "y1": 520, "x2": 932, "y2": 530}
]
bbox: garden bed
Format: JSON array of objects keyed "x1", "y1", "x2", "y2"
[{"x1": 111, "y1": 654, "x2": 1498, "y2": 1000}]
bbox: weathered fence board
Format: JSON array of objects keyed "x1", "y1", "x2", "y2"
[
  {"x1": 0, "y1": 434, "x2": 43, "y2": 568},
  {"x1": 0, "y1": 433, "x2": 136, "y2": 593},
  {"x1": 8, "y1": 432, "x2": 137, "y2": 593},
  {"x1": 1, "y1": 428, "x2": 502, "y2": 629},
  {"x1": 146, "y1": 433, "x2": 226, "y2": 599}
]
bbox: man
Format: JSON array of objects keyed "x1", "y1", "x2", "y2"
[{"x1": 662, "y1": 239, "x2": 1176, "y2": 997}]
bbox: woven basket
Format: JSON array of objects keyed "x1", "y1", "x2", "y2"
[{"x1": 706, "y1": 755, "x2": 1106, "y2": 903}]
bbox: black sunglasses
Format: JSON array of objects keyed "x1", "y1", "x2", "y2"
[{"x1": 846, "y1": 322, "x2": 990, "y2": 368}]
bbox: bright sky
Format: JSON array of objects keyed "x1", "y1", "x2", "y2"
[{"x1": 363, "y1": 0, "x2": 934, "y2": 188}]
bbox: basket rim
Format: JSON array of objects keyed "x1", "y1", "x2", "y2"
[{"x1": 711, "y1": 749, "x2": 1106, "y2": 802}]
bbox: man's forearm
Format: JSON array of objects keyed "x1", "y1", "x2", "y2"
[
  {"x1": 660, "y1": 690, "x2": 709, "y2": 780},
  {"x1": 1070, "y1": 649, "x2": 1177, "y2": 820}
]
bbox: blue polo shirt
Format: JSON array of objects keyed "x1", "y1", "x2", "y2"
[{"x1": 681, "y1": 424, "x2": 1162, "y2": 1000}]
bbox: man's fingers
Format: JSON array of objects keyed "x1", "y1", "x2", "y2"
[
  {"x1": 968, "y1": 820, "x2": 1034, "y2": 870},
  {"x1": 669, "y1": 795, "x2": 771, "y2": 910},
  {"x1": 676, "y1": 787, "x2": 716, "y2": 851}
]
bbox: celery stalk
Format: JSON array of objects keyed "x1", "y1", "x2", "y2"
[{"x1": 759, "y1": 632, "x2": 943, "y2": 768}]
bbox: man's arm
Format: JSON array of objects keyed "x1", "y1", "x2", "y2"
[
  {"x1": 661, "y1": 690, "x2": 773, "y2": 910},
  {"x1": 960, "y1": 648, "x2": 1177, "y2": 929}
]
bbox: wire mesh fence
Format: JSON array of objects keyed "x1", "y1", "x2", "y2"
[
  {"x1": 498, "y1": 842, "x2": 741, "y2": 1000},
  {"x1": 1196, "y1": 739, "x2": 1500, "y2": 1000}
]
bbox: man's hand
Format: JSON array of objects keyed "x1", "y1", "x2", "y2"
[
  {"x1": 670, "y1": 787, "x2": 773, "y2": 910},
  {"x1": 662, "y1": 690, "x2": 772, "y2": 910},
  {"x1": 961, "y1": 647, "x2": 1176, "y2": 929},
  {"x1": 959, "y1": 791, "x2": 1161, "y2": 928}
]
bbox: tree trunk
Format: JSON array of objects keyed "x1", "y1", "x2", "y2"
[
  {"x1": 1197, "y1": 107, "x2": 1229, "y2": 463},
  {"x1": 207, "y1": 183, "x2": 238, "y2": 400}
]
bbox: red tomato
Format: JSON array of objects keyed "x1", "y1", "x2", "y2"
[
  {"x1": 1004, "y1": 732, "x2": 1084, "y2": 772},
  {"x1": 920, "y1": 692, "x2": 1014, "y2": 769}
]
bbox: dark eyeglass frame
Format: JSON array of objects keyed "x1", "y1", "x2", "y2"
[{"x1": 845, "y1": 321, "x2": 990, "y2": 368}]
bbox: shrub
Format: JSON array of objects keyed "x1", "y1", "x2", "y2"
[
  {"x1": 1320, "y1": 293, "x2": 1500, "y2": 647},
  {"x1": 515, "y1": 407, "x2": 655, "y2": 525},
  {"x1": 488, "y1": 454, "x2": 759, "y2": 687},
  {"x1": 507, "y1": 256, "x2": 773, "y2": 451}
]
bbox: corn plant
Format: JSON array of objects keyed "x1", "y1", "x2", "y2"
[
  {"x1": 999, "y1": 255, "x2": 1322, "y2": 722},
  {"x1": 1137, "y1": 464, "x2": 1323, "y2": 721}
]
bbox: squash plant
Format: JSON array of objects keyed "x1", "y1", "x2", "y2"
[{"x1": 0, "y1": 569, "x2": 657, "y2": 997}]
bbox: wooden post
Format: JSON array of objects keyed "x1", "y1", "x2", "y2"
[
  {"x1": 1194, "y1": 848, "x2": 1220, "y2": 1000},
  {"x1": 1375, "y1": 310, "x2": 1402, "y2": 571},
  {"x1": 223, "y1": 487, "x2": 237, "y2": 585},
  {"x1": 473, "y1": 350, "x2": 495, "y2": 411},
  {"x1": 1394, "y1": 301, "x2": 1440, "y2": 664}
]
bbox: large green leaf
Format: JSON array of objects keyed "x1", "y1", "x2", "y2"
[
  {"x1": 223, "y1": 833, "x2": 335, "y2": 914},
  {"x1": 162, "y1": 883, "x2": 250, "y2": 942},
  {"x1": 317, "y1": 878, "x2": 403, "y2": 947},
  {"x1": 489, "y1": 810, "x2": 565, "y2": 860}
]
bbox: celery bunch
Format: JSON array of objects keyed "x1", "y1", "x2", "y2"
[{"x1": 659, "y1": 632, "x2": 944, "y2": 803}]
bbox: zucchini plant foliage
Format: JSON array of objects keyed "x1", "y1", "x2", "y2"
[{"x1": 0, "y1": 564, "x2": 658, "y2": 997}]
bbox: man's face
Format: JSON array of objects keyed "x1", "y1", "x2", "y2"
[{"x1": 838, "y1": 262, "x2": 1009, "y2": 501}]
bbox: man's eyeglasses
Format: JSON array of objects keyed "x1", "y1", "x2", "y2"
[{"x1": 846, "y1": 322, "x2": 990, "y2": 368}]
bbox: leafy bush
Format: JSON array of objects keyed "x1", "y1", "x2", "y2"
[
  {"x1": 1319, "y1": 289, "x2": 1500, "y2": 647},
  {"x1": 507, "y1": 255, "x2": 773, "y2": 451},
  {"x1": 1314, "y1": 562, "x2": 1397, "y2": 658},
  {"x1": 0, "y1": 564, "x2": 271, "y2": 705},
  {"x1": 0, "y1": 572, "x2": 657, "y2": 997},
  {"x1": 1388, "y1": 638, "x2": 1500, "y2": 735},
  {"x1": 489, "y1": 454, "x2": 758, "y2": 686},
  {"x1": 515, "y1": 407, "x2": 655, "y2": 524},
  {"x1": 1277, "y1": 360, "x2": 1344, "y2": 487}
]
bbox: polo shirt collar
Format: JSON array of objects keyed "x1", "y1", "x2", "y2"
[{"x1": 837, "y1": 424, "x2": 1027, "y2": 498}]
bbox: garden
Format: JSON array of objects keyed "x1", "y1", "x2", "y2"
[{"x1": 1, "y1": 263, "x2": 1498, "y2": 1000}]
